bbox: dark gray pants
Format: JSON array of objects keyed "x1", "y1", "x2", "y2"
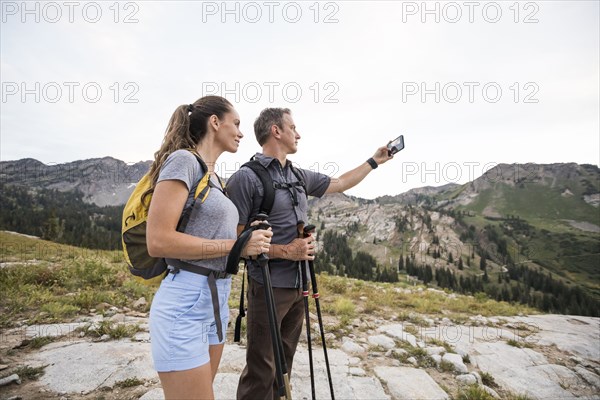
[{"x1": 236, "y1": 278, "x2": 304, "y2": 400}]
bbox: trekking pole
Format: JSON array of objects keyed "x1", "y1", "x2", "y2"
[
  {"x1": 300, "y1": 224, "x2": 316, "y2": 400},
  {"x1": 254, "y1": 213, "x2": 292, "y2": 400},
  {"x1": 305, "y1": 228, "x2": 335, "y2": 400}
]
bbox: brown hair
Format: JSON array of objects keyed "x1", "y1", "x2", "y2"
[
  {"x1": 254, "y1": 107, "x2": 291, "y2": 146},
  {"x1": 142, "y1": 96, "x2": 233, "y2": 205}
]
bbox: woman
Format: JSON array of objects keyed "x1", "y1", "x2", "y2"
[{"x1": 146, "y1": 96, "x2": 272, "y2": 399}]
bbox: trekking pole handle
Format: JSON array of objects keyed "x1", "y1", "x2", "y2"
[
  {"x1": 252, "y1": 213, "x2": 271, "y2": 263},
  {"x1": 253, "y1": 213, "x2": 271, "y2": 231},
  {"x1": 303, "y1": 224, "x2": 316, "y2": 238}
]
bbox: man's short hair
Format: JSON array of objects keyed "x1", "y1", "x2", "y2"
[{"x1": 254, "y1": 108, "x2": 291, "y2": 146}]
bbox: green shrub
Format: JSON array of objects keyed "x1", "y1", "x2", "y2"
[{"x1": 457, "y1": 385, "x2": 495, "y2": 400}]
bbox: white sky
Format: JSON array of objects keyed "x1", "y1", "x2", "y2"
[{"x1": 1, "y1": 0, "x2": 599, "y2": 198}]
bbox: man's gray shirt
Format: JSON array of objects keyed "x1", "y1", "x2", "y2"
[{"x1": 227, "y1": 153, "x2": 331, "y2": 288}]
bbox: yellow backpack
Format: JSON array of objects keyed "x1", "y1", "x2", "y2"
[{"x1": 121, "y1": 151, "x2": 216, "y2": 280}]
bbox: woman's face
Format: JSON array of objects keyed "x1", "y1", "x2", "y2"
[{"x1": 215, "y1": 109, "x2": 243, "y2": 153}]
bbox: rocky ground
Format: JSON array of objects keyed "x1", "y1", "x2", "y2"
[{"x1": 0, "y1": 304, "x2": 598, "y2": 400}]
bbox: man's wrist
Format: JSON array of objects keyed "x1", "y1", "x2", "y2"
[{"x1": 366, "y1": 157, "x2": 378, "y2": 169}]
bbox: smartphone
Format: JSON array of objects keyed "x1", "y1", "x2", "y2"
[{"x1": 387, "y1": 135, "x2": 405, "y2": 156}]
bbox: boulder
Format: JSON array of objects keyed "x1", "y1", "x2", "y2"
[
  {"x1": 377, "y1": 324, "x2": 418, "y2": 347},
  {"x1": 342, "y1": 340, "x2": 365, "y2": 354},
  {"x1": 375, "y1": 367, "x2": 449, "y2": 399},
  {"x1": 425, "y1": 346, "x2": 446, "y2": 356},
  {"x1": 442, "y1": 352, "x2": 468, "y2": 373},
  {"x1": 456, "y1": 374, "x2": 477, "y2": 385},
  {"x1": 368, "y1": 335, "x2": 396, "y2": 350}
]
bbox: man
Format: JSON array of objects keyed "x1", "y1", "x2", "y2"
[{"x1": 227, "y1": 108, "x2": 393, "y2": 399}]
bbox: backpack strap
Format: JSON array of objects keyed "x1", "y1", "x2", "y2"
[
  {"x1": 289, "y1": 164, "x2": 307, "y2": 197},
  {"x1": 175, "y1": 151, "x2": 211, "y2": 231},
  {"x1": 243, "y1": 160, "x2": 276, "y2": 217}
]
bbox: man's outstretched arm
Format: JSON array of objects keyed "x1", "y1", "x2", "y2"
[{"x1": 325, "y1": 145, "x2": 393, "y2": 194}]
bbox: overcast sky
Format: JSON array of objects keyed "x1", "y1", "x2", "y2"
[{"x1": 1, "y1": 1, "x2": 598, "y2": 198}]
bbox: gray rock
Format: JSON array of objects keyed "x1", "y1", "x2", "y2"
[
  {"x1": 575, "y1": 365, "x2": 600, "y2": 388},
  {"x1": 508, "y1": 315, "x2": 599, "y2": 362},
  {"x1": 213, "y1": 373, "x2": 240, "y2": 399},
  {"x1": 346, "y1": 376, "x2": 390, "y2": 399},
  {"x1": 407, "y1": 357, "x2": 418, "y2": 366},
  {"x1": 0, "y1": 373, "x2": 21, "y2": 387},
  {"x1": 377, "y1": 324, "x2": 418, "y2": 347},
  {"x1": 432, "y1": 355, "x2": 442, "y2": 366},
  {"x1": 108, "y1": 313, "x2": 126, "y2": 323},
  {"x1": 342, "y1": 339, "x2": 365, "y2": 354},
  {"x1": 375, "y1": 366, "x2": 449, "y2": 399},
  {"x1": 24, "y1": 340, "x2": 156, "y2": 393},
  {"x1": 392, "y1": 349, "x2": 408, "y2": 358},
  {"x1": 133, "y1": 297, "x2": 147, "y2": 309},
  {"x1": 25, "y1": 323, "x2": 86, "y2": 339},
  {"x1": 348, "y1": 357, "x2": 361, "y2": 366},
  {"x1": 368, "y1": 335, "x2": 395, "y2": 350},
  {"x1": 139, "y1": 388, "x2": 164, "y2": 400},
  {"x1": 349, "y1": 367, "x2": 366, "y2": 376},
  {"x1": 425, "y1": 346, "x2": 446, "y2": 356},
  {"x1": 482, "y1": 385, "x2": 501, "y2": 399},
  {"x1": 132, "y1": 332, "x2": 151, "y2": 342},
  {"x1": 470, "y1": 371, "x2": 482, "y2": 384},
  {"x1": 442, "y1": 352, "x2": 468, "y2": 373},
  {"x1": 456, "y1": 374, "x2": 477, "y2": 385},
  {"x1": 468, "y1": 341, "x2": 579, "y2": 399}
]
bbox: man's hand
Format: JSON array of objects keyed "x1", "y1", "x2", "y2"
[
  {"x1": 283, "y1": 237, "x2": 316, "y2": 261},
  {"x1": 372, "y1": 145, "x2": 394, "y2": 166}
]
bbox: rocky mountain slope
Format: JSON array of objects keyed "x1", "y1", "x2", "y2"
[
  {"x1": 1, "y1": 159, "x2": 599, "y2": 315},
  {"x1": 0, "y1": 157, "x2": 151, "y2": 207}
]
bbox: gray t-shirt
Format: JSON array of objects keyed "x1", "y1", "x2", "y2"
[
  {"x1": 157, "y1": 149, "x2": 239, "y2": 272},
  {"x1": 227, "y1": 153, "x2": 331, "y2": 288}
]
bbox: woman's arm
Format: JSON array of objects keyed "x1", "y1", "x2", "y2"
[{"x1": 147, "y1": 179, "x2": 271, "y2": 259}]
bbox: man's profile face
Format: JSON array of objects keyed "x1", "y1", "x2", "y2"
[{"x1": 279, "y1": 113, "x2": 300, "y2": 154}]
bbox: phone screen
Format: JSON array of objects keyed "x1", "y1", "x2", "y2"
[{"x1": 388, "y1": 135, "x2": 405, "y2": 155}]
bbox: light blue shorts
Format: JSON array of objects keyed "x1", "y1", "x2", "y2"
[{"x1": 149, "y1": 269, "x2": 232, "y2": 372}]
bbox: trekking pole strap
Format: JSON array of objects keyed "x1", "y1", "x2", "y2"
[{"x1": 233, "y1": 265, "x2": 247, "y2": 343}]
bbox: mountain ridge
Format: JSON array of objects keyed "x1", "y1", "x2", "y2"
[{"x1": 2, "y1": 157, "x2": 597, "y2": 206}]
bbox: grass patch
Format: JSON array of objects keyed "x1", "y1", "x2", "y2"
[
  {"x1": 39, "y1": 302, "x2": 80, "y2": 319},
  {"x1": 11, "y1": 365, "x2": 46, "y2": 381},
  {"x1": 457, "y1": 384, "x2": 495, "y2": 400},
  {"x1": 439, "y1": 360, "x2": 456, "y2": 373},
  {"x1": 115, "y1": 377, "x2": 144, "y2": 388},
  {"x1": 426, "y1": 337, "x2": 453, "y2": 353},
  {"x1": 506, "y1": 339, "x2": 534, "y2": 349},
  {"x1": 505, "y1": 393, "x2": 533, "y2": 400},
  {"x1": 396, "y1": 343, "x2": 436, "y2": 368},
  {"x1": 480, "y1": 371, "x2": 498, "y2": 388},
  {"x1": 27, "y1": 336, "x2": 55, "y2": 349},
  {"x1": 322, "y1": 276, "x2": 349, "y2": 294},
  {"x1": 0, "y1": 232, "x2": 157, "y2": 329},
  {"x1": 327, "y1": 298, "x2": 356, "y2": 318},
  {"x1": 80, "y1": 320, "x2": 140, "y2": 340}
]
